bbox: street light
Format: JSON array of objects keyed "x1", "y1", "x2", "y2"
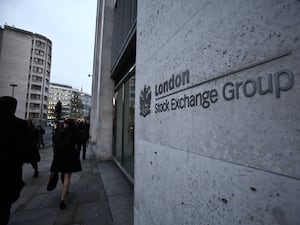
[
  {"x1": 88, "y1": 74, "x2": 92, "y2": 78},
  {"x1": 9, "y1": 84, "x2": 18, "y2": 97}
]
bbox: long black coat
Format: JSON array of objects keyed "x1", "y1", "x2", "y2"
[
  {"x1": 0, "y1": 113, "x2": 29, "y2": 204},
  {"x1": 24, "y1": 126, "x2": 40, "y2": 163},
  {"x1": 50, "y1": 127, "x2": 82, "y2": 173}
]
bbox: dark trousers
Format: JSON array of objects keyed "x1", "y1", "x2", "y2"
[
  {"x1": 78, "y1": 142, "x2": 87, "y2": 159},
  {"x1": 0, "y1": 201, "x2": 11, "y2": 225}
]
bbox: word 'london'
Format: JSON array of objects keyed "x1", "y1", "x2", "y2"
[{"x1": 154, "y1": 69, "x2": 294, "y2": 114}]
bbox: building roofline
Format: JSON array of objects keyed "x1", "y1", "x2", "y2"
[
  {"x1": 3, "y1": 25, "x2": 52, "y2": 44},
  {"x1": 50, "y1": 82, "x2": 91, "y2": 96},
  {"x1": 50, "y1": 82, "x2": 73, "y2": 89}
]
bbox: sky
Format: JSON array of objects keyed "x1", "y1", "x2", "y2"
[{"x1": 0, "y1": 0, "x2": 97, "y2": 95}]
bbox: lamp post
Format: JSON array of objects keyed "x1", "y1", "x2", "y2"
[{"x1": 9, "y1": 84, "x2": 18, "y2": 97}]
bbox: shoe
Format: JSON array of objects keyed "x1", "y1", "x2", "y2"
[
  {"x1": 33, "y1": 171, "x2": 39, "y2": 177},
  {"x1": 59, "y1": 200, "x2": 66, "y2": 210}
]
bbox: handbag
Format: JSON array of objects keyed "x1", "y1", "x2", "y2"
[{"x1": 47, "y1": 172, "x2": 59, "y2": 191}]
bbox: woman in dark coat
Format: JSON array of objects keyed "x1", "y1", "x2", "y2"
[{"x1": 50, "y1": 118, "x2": 82, "y2": 209}]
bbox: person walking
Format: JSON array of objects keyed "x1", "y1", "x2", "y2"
[
  {"x1": 0, "y1": 96, "x2": 30, "y2": 225},
  {"x1": 37, "y1": 125, "x2": 45, "y2": 148},
  {"x1": 25, "y1": 120, "x2": 40, "y2": 177},
  {"x1": 50, "y1": 118, "x2": 82, "y2": 209},
  {"x1": 76, "y1": 121, "x2": 90, "y2": 160}
]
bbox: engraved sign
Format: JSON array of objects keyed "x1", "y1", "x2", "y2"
[
  {"x1": 140, "y1": 85, "x2": 152, "y2": 117},
  {"x1": 139, "y1": 52, "x2": 295, "y2": 117}
]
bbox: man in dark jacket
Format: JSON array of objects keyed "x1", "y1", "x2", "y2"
[
  {"x1": 76, "y1": 121, "x2": 90, "y2": 160},
  {"x1": 0, "y1": 96, "x2": 30, "y2": 225}
]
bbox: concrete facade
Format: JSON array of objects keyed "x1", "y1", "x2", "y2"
[
  {"x1": 90, "y1": 0, "x2": 115, "y2": 160},
  {"x1": 0, "y1": 25, "x2": 52, "y2": 122},
  {"x1": 135, "y1": 1, "x2": 300, "y2": 225},
  {"x1": 0, "y1": 26, "x2": 32, "y2": 118}
]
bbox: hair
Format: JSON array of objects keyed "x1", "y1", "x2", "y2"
[{"x1": 0, "y1": 96, "x2": 17, "y2": 114}]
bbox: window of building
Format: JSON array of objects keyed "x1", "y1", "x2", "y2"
[
  {"x1": 33, "y1": 66, "x2": 43, "y2": 73},
  {"x1": 34, "y1": 49, "x2": 44, "y2": 56},
  {"x1": 33, "y1": 57, "x2": 44, "y2": 65},
  {"x1": 29, "y1": 103, "x2": 40, "y2": 109},
  {"x1": 30, "y1": 94, "x2": 41, "y2": 100},
  {"x1": 31, "y1": 84, "x2": 42, "y2": 91},
  {"x1": 114, "y1": 73, "x2": 135, "y2": 177},
  {"x1": 29, "y1": 112, "x2": 40, "y2": 119},
  {"x1": 32, "y1": 75, "x2": 43, "y2": 82},
  {"x1": 35, "y1": 40, "x2": 45, "y2": 48}
]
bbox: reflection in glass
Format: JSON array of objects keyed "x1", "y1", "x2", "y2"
[
  {"x1": 115, "y1": 90, "x2": 123, "y2": 162},
  {"x1": 113, "y1": 74, "x2": 135, "y2": 177},
  {"x1": 123, "y1": 75, "x2": 135, "y2": 176}
]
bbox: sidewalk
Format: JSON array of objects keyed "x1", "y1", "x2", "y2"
[{"x1": 8, "y1": 144, "x2": 133, "y2": 225}]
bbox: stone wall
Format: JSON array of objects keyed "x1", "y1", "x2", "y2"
[
  {"x1": 90, "y1": 0, "x2": 115, "y2": 160},
  {"x1": 135, "y1": 0, "x2": 300, "y2": 224}
]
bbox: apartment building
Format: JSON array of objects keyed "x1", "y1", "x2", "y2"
[{"x1": 0, "y1": 25, "x2": 52, "y2": 123}]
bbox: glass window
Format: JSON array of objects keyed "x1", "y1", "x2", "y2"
[
  {"x1": 33, "y1": 66, "x2": 43, "y2": 73},
  {"x1": 29, "y1": 112, "x2": 39, "y2": 119},
  {"x1": 30, "y1": 93, "x2": 41, "y2": 100},
  {"x1": 33, "y1": 57, "x2": 44, "y2": 65},
  {"x1": 35, "y1": 40, "x2": 45, "y2": 48},
  {"x1": 34, "y1": 49, "x2": 44, "y2": 56},
  {"x1": 123, "y1": 75, "x2": 135, "y2": 175},
  {"x1": 32, "y1": 75, "x2": 42, "y2": 82},
  {"x1": 29, "y1": 103, "x2": 40, "y2": 109},
  {"x1": 115, "y1": 89, "x2": 123, "y2": 162},
  {"x1": 31, "y1": 84, "x2": 41, "y2": 91},
  {"x1": 113, "y1": 74, "x2": 135, "y2": 177}
]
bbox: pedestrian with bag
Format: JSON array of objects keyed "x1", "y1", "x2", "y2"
[
  {"x1": 49, "y1": 118, "x2": 82, "y2": 209},
  {"x1": 0, "y1": 96, "x2": 30, "y2": 225}
]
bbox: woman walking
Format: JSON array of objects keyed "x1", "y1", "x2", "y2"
[{"x1": 50, "y1": 118, "x2": 82, "y2": 209}]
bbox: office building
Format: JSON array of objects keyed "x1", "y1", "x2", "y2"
[
  {"x1": 48, "y1": 82, "x2": 91, "y2": 121},
  {"x1": 90, "y1": 1, "x2": 300, "y2": 224},
  {"x1": 0, "y1": 25, "x2": 52, "y2": 123},
  {"x1": 89, "y1": 0, "x2": 136, "y2": 182}
]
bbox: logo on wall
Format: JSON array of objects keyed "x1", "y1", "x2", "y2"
[{"x1": 140, "y1": 85, "x2": 152, "y2": 117}]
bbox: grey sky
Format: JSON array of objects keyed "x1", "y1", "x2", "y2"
[{"x1": 0, "y1": 0, "x2": 97, "y2": 95}]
